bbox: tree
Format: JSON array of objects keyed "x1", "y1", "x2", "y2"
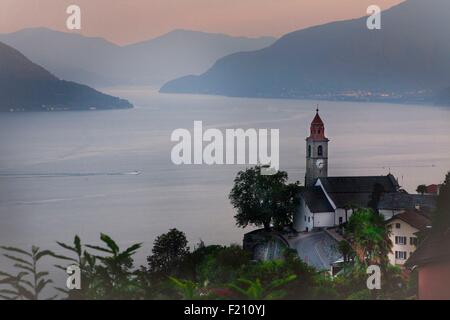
[
  {"x1": 432, "y1": 172, "x2": 450, "y2": 234},
  {"x1": 346, "y1": 208, "x2": 392, "y2": 266},
  {"x1": 55, "y1": 234, "x2": 143, "y2": 300},
  {"x1": 147, "y1": 229, "x2": 190, "y2": 274},
  {"x1": 337, "y1": 240, "x2": 354, "y2": 264},
  {"x1": 229, "y1": 166, "x2": 301, "y2": 231},
  {"x1": 193, "y1": 245, "x2": 251, "y2": 285},
  {"x1": 416, "y1": 184, "x2": 427, "y2": 195}
]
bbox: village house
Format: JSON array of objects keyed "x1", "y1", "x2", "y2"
[
  {"x1": 385, "y1": 210, "x2": 431, "y2": 266},
  {"x1": 406, "y1": 232, "x2": 450, "y2": 300}
]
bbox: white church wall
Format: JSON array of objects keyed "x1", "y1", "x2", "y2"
[
  {"x1": 334, "y1": 208, "x2": 352, "y2": 225},
  {"x1": 293, "y1": 198, "x2": 306, "y2": 231},
  {"x1": 293, "y1": 198, "x2": 314, "y2": 232},
  {"x1": 314, "y1": 212, "x2": 335, "y2": 228}
]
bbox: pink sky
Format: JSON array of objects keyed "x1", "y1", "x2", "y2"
[{"x1": 0, "y1": 0, "x2": 404, "y2": 45}]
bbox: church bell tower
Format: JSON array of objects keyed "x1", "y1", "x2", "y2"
[{"x1": 305, "y1": 108, "x2": 329, "y2": 186}]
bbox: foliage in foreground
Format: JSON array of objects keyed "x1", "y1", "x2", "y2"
[
  {"x1": 0, "y1": 229, "x2": 412, "y2": 300},
  {"x1": 0, "y1": 246, "x2": 55, "y2": 300}
]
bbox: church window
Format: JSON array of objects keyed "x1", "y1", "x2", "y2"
[
  {"x1": 318, "y1": 145, "x2": 323, "y2": 156},
  {"x1": 308, "y1": 145, "x2": 311, "y2": 157}
]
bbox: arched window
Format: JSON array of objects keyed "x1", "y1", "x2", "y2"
[
  {"x1": 318, "y1": 145, "x2": 323, "y2": 156},
  {"x1": 308, "y1": 145, "x2": 312, "y2": 157}
]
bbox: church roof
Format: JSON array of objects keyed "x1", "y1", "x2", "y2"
[
  {"x1": 316, "y1": 175, "x2": 400, "y2": 208},
  {"x1": 311, "y1": 112, "x2": 324, "y2": 125},
  {"x1": 302, "y1": 186, "x2": 334, "y2": 213},
  {"x1": 320, "y1": 175, "x2": 399, "y2": 194}
]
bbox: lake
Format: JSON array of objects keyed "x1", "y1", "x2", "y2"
[{"x1": 0, "y1": 87, "x2": 449, "y2": 269}]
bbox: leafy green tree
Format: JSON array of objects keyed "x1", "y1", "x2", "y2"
[
  {"x1": 195, "y1": 245, "x2": 251, "y2": 285},
  {"x1": 168, "y1": 277, "x2": 202, "y2": 300},
  {"x1": 228, "y1": 275, "x2": 297, "y2": 300},
  {"x1": 55, "y1": 234, "x2": 143, "y2": 299},
  {"x1": 147, "y1": 228, "x2": 190, "y2": 274},
  {"x1": 346, "y1": 208, "x2": 392, "y2": 266},
  {"x1": 0, "y1": 246, "x2": 55, "y2": 300},
  {"x1": 416, "y1": 184, "x2": 427, "y2": 195},
  {"x1": 229, "y1": 166, "x2": 301, "y2": 231},
  {"x1": 337, "y1": 240, "x2": 355, "y2": 264},
  {"x1": 237, "y1": 251, "x2": 321, "y2": 300},
  {"x1": 432, "y1": 172, "x2": 450, "y2": 234}
]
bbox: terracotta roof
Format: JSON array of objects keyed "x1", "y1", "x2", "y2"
[
  {"x1": 311, "y1": 112, "x2": 324, "y2": 125},
  {"x1": 426, "y1": 184, "x2": 439, "y2": 194},
  {"x1": 386, "y1": 210, "x2": 431, "y2": 231}
]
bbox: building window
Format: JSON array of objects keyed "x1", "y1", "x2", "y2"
[
  {"x1": 395, "y1": 223, "x2": 401, "y2": 229},
  {"x1": 395, "y1": 236, "x2": 407, "y2": 245},
  {"x1": 304, "y1": 216, "x2": 306, "y2": 222},
  {"x1": 395, "y1": 251, "x2": 407, "y2": 260},
  {"x1": 308, "y1": 145, "x2": 311, "y2": 157},
  {"x1": 308, "y1": 217, "x2": 311, "y2": 223},
  {"x1": 318, "y1": 145, "x2": 323, "y2": 156},
  {"x1": 410, "y1": 237, "x2": 418, "y2": 246}
]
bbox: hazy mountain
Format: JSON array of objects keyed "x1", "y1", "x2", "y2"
[
  {"x1": 161, "y1": 0, "x2": 450, "y2": 103},
  {"x1": 0, "y1": 41, "x2": 132, "y2": 111},
  {"x1": 0, "y1": 28, "x2": 275, "y2": 87}
]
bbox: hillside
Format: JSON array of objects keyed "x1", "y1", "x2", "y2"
[
  {"x1": 0, "y1": 28, "x2": 275, "y2": 87},
  {"x1": 161, "y1": 0, "x2": 450, "y2": 103},
  {"x1": 0, "y1": 42, "x2": 132, "y2": 111}
]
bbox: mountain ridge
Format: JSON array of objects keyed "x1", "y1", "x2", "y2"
[
  {"x1": 161, "y1": 0, "x2": 450, "y2": 103},
  {"x1": 0, "y1": 28, "x2": 276, "y2": 87},
  {"x1": 0, "y1": 41, "x2": 132, "y2": 112}
]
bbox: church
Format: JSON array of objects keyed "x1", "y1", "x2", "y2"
[{"x1": 293, "y1": 109, "x2": 433, "y2": 232}]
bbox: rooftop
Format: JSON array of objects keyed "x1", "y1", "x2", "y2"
[
  {"x1": 386, "y1": 210, "x2": 431, "y2": 231},
  {"x1": 406, "y1": 231, "x2": 450, "y2": 268},
  {"x1": 317, "y1": 175, "x2": 400, "y2": 208},
  {"x1": 302, "y1": 186, "x2": 335, "y2": 213}
]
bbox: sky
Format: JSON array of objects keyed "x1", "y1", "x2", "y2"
[{"x1": 0, "y1": 0, "x2": 405, "y2": 45}]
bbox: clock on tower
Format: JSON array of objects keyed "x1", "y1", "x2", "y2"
[{"x1": 305, "y1": 108, "x2": 329, "y2": 186}]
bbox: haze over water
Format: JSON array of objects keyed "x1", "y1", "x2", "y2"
[{"x1": 0, "y1": 88, "x2": 449, "y2": 262}]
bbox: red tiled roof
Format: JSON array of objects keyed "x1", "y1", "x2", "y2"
[
  {"x1": 387, "y1": 210, "x2": 431, "y2": 231},
  {"x1": 426, "y1": 184, "x2": 439, "y2": 194},
  {"x1": 311, "y1": 113, "x2": 324, "y2": 125}
]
